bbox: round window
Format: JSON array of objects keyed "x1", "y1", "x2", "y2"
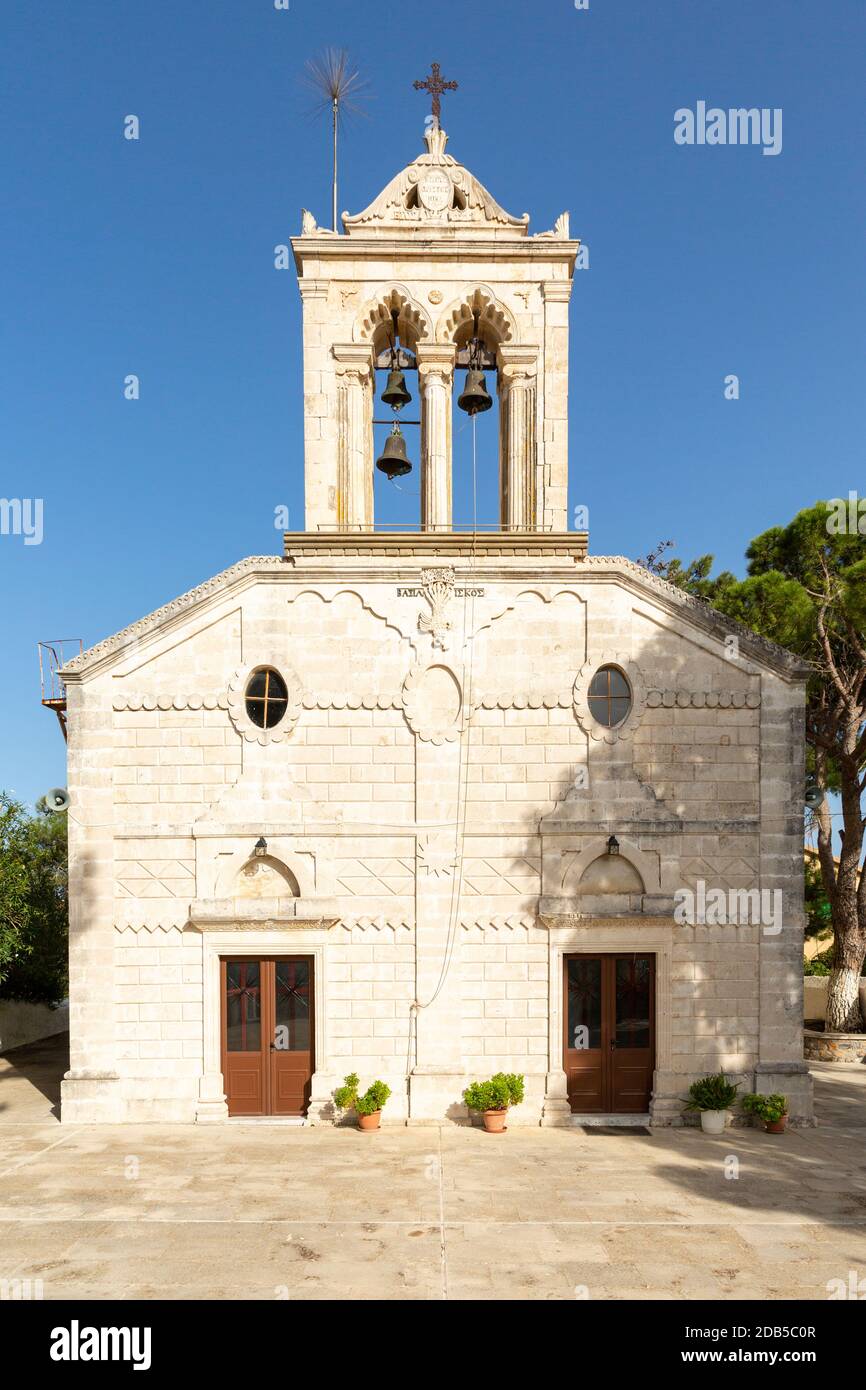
[
  {"x1": 244, "y1": 668, "x2": 289, "y2": 730},
  {"x1": 587, "y1": 665, "x2": 632, "y2": 728}
]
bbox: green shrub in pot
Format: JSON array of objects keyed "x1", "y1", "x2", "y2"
[{"x1": 684, "y1": 1073, "x2": 740, "y2": 1134}]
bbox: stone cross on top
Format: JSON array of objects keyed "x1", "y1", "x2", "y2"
[{"x1": 413, "y1": 62, "x2": 458, "y2": 125}]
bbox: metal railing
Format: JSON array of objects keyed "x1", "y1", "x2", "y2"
[{"x1": 38, "y1": 638, "x2": 83, "y2": 741}]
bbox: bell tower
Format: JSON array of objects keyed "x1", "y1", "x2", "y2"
[{"x1": 291, "y1": 114, "x2": 579, "y2": 535}]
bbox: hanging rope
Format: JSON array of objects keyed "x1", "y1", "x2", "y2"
[{"x1": 409, "y1": 413, "x2": 481, "y2": 1067}]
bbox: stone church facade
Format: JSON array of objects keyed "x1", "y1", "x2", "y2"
[{"x1": 60, "y1": 126, "x2": 813, "y2": 1126}]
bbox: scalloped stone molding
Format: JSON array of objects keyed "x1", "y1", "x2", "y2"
[
  {"x1": 113, "y1": 692, "x2": 228, "y2": 712},
  {"x1": 111, "y1": 687, "x2": 579, "y2": 717},
  {"x1": 646, "y1": 688, "x2": 761, "y2": 709},
  {"x1": 117, "y1": 688, "x2": 525, "y2": 716},
  {"x1": 473, "y1": 691, "x2": 572, "y2": 712},
  {"x1": 227, "y1": 660, "x2": 303, "y2": 746},
  {"x1": 573, "y1": 652, "x2": 648, "y2": 745},
  {"x1": 301, "y1": 693, "x2": 403, "y2": 710}
]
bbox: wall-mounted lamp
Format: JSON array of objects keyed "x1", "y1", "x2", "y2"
[
  {"x1": 606, "y1": 835, "x2": 620, "y2": 855},
  {"x1": 254, "y1": 837, "x2": 268, "y2": 857}
]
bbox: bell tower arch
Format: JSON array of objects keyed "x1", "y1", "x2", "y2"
[{"x1": 291, "y1": 124, "x2": 579, "y2": 535}]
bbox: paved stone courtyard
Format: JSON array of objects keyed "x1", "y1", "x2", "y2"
[{"x1": 1, "y1": 1035, "x2": 865, "y2": 1301}]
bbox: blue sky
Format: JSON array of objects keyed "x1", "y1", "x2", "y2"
[{"x1": 2, "y1": 0, "x2": 864, "y2": 808}]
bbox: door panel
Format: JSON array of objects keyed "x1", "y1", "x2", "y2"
[
  {"x1": 271, "y1": 960, "x2": 313, "y2": 1116},
  {"x1": 222, "y1": 961, "x2": 265, "y2": 1116},
  {"x1": 610, "y1": 956, "x2": 654, "y2": 1113},
  {"x1": 564, "y1": 957, "x2": 604, "y2": 1111},
  {"x1": 221, "y1": 957, "x2": 314, "y2": 1117},
  {"x1": 564, "y1": 954, "x2": 655, "y2": 1113}
]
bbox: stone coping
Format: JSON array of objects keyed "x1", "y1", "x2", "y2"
[
  {"x1": 283, "y1": 530, "x2": 589, "y2": 560},
  {"x1": 804, "y1": 1028, "x2": 866, "y2": 1063}
]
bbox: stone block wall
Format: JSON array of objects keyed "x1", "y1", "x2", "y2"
[{"x1": 60, "y1": 553, "x2": 812, "y2": 1125}]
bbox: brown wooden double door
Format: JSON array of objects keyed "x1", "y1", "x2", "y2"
[
  {"x1": 564, "y1": 954, "x2": 655, "y2": 1113},
  {"x1": 220, "y1": 957, "x2": 314, "y2": 1117}
]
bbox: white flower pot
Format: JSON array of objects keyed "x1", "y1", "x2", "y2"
[{"x1": 700, "y1": 1110, "x2": 727, "y2": 1134}]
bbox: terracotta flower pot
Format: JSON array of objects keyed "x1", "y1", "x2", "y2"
[
  {"x1": 482, "y1": 1109, "x2": 507, "y2": 1133},
  {"x1": 765, "y1": 1117, "x2": 787, "y2": 1134},
  {"x1": 357, "y1": 1110, "x2": 381, "y2": 1131},
  {"x1": 700, "y1": 1110, "x2": 727, "y2": 1134}
]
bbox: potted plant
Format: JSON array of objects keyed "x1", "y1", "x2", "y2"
[
  {"x1": 333, "y1": 1073, "x2": 392, "y2": 1131},
  {"x1": 684, "y1": 1073, "x2": 740, "y2": 1133},
  {"x1": 742, "y1": 1092, "x2": 789, "y2": 1134},
  {"x1": 462, "y1": 1072, "x2": 525, "y2": 1133}
]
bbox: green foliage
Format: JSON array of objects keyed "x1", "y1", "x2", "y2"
[
  {"x1": 804, "y1": 955, "x2": 830, "y2": 976},
  {"x1": 742, "y1": 1092, "x2": 788, "y2": 1124},
  {"x1": 333, "y1": 1072, "x2": 359, "y2": 1110},
  {"x1": 0, "y1": 794, "x2": 68, "y2": 1004},
  {"x1": 684, "y1": 1073, "x2": 740, "y2": 1112},
  {"x1": 804, "y1": 859, "x2": 832, "y2": 940},
  {"x1": 355, "y1": 1080, "x2": 391, "y2": 1116},
  {"x1": 638, "y1": 547, "x2": 735, "y2": 599},
  {"x1": 735, "y1": 505, "x2": 866, "y2": 722},
  {"x1": 648, "y1": 506, "x2": 865, "y2": 675},
  {"x1": 0, "y1": 796, "x2": 29, "y2": 983},
  {"x1": 332, "y1": 1072, "x2": 390, "y2": 1116},
  {"x1": 463, "y1": 1072, "x2": 525, "y2": 1113}
]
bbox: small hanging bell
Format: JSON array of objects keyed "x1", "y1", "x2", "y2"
[
  {"x1": 381, "y1": 368, "x2": 412, "y2": 410},
  {"x1": 457, "y1": 367, "x2": 493, "y2": 416},
  {"x1": 375, "y1": 422, "x2": 412, "y2": 479}
]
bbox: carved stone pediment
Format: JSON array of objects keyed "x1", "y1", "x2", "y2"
[{"x1": 342, "y1": 126, "x2": 530, "y2": 235}]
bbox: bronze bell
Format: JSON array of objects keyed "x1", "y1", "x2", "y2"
[
  {"x1": 457, "y1": 367, "x2": 493, "y2": 416},
  {"x1": 381, "y1": 368, "x2": 412, "y2": 410},
  {"x1": 376, "y1": 423, "x2": 412, "y2": 479}
]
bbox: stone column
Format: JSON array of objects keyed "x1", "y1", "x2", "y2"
[
  {"x1": 756, "y1": 671, "x2": 814, "y2": 1123},
  {"x1": 298, "y1": 277, "x2": 334, "y2": 531},
  {"x1": 61, "y1": 679, "x2": 121, "y2": 1122},
  {"x1": 541, "y1": 280, "x2": 572, "y2": 532},
  {"x1": 333, "y1": 344, "x2": 374, "y2": 531},
  {"x1": 497, "y1": 346, "x2": 538, "y2": 532},
  {"x1": 195, "y1": 942, "x2": 228, "y2": 1123},
  {"x1": 417, "y1": 346, "x2": 456, "y2": 532}
]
